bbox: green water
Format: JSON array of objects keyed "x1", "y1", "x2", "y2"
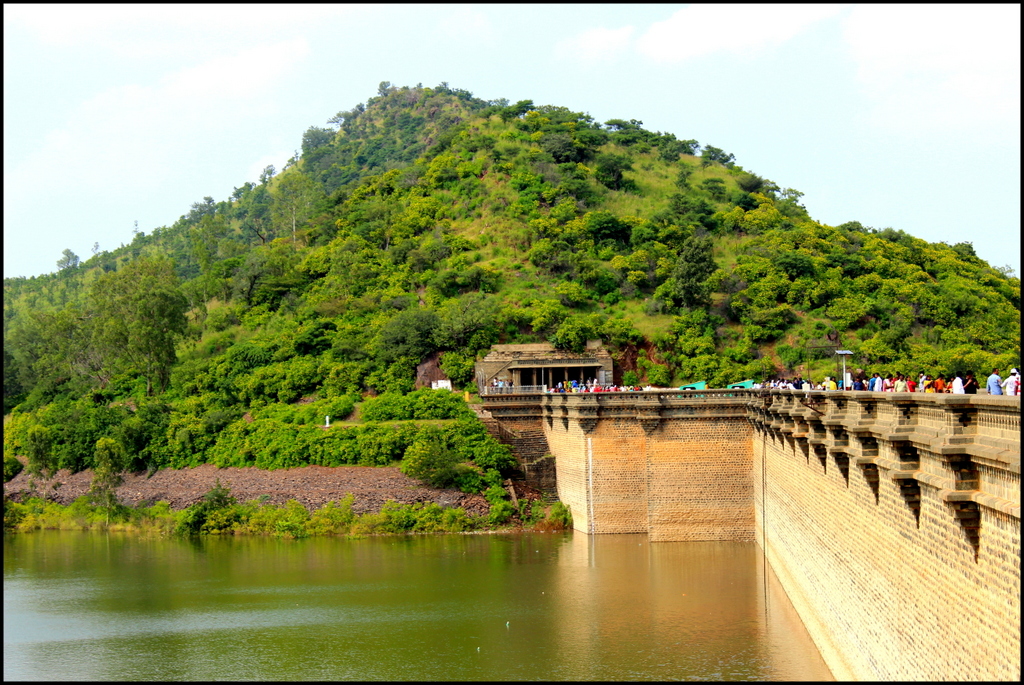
[{"x1": 4, "y1": 531, "x2": 831, "y2": 681}]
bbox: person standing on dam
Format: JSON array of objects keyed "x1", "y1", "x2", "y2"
[
  {"x1": 987, "y1": 368, "x2": 1004, "y2": 395},
  {"x1": 1002, "y1": 368, "x2": 1020, "y2": 396}
]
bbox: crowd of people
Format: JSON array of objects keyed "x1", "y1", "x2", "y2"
[
  {"x1": 488, "y1": 378, "x2": 656, "y2": 393},
  {"x1": 756, "y1": 368, "x2": 1020, "y2": 396},
  {"x1": 487, "y1": 368, "x2": 1021, "y2": 396},
  {"x1": 546, "y1": 379, "x2": 647, "y2": 393}
]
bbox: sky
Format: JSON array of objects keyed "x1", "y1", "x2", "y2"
[{"x1": 4, "y1": 4, "x2": 1020, "y2": 279}]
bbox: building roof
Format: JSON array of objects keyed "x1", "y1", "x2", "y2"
[{"x1": 478, "y1": 341, "x2": 611, "y2": 364}]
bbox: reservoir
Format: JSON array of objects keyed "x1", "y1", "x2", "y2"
[{"x1": 4, "y1": 531, "x2": 831, "y2": 681}]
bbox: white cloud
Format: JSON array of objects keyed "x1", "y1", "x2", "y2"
[
  {"x1": 554, "y1": 26, "x2": 636, "y2": 63},
  {"x1": 636, "y1": 4, "x2": 845, "y2": 62},
  {"x1": 843, "y1": 4, "x2": 1020, "y2": 134}
]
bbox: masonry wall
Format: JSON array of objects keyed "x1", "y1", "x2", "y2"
[
  {"x1": 645, "y1": 417, "x2": 754, "y2": 542},
  {"x1": 754, "y1": 427, "x2": 1021, "y2": 681},
  {"x1": 544, "y1": 401, "x2": 754, "y2": 541},
  {"x1": 490, "y1": 390, "x2": 1020, "y2": 681},
  {"x1": 545, "y1": 413, "x2": 593, "y2": 534}
]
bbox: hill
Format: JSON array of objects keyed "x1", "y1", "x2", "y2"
[{"x1": 3, "y1": 82, "x2": 1020, "y2": 479}]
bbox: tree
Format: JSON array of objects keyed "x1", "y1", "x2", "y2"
[
  {"x1": 540, "y1": 133, "x2": 582, "y2": 163},
  {"x1": 25, "y1": 424, "x2": 56, "y2": 493},
  {"x1": 586, "y1": 211, "x2": 631, "y2": 243},
  {"x1": 672, "y1": 235, "x2": 717, "y2": 308},
  {"x1": 301, "y1": 126, "x2": 334, "y2": 155},
  {"x1": 433, "y1": 294, "x2": 496, "y2": 351},
  {"x1": 702, "y1": 177, "x2": 727, "y2": 200},
  {"x1": 377, "y1": 309, "x2": 441, "y2": 364},
  {"x1": 56, "y1": 249, "x2": 80, "y2": 272},
  {"x1": 271, "y1": 172, "x2": 321, "y2": 241},
  {"x1": 89, "y1": 437, "x2": 124, "y2": 524},
  {"x1": 550, "y1": 314, "x2": 598, "y2": 353},
  {"x1": 88, "y1": 257, "x2": 188, "y2": 395},
  {"x1": 595, "y1": 153, "x2": 633, "y2": 191},
  {"x1": 701, "y1": 145, "x2": 735, "y2": 167},
  {"x1": 499, "y1": 99, "x2": 534, "y2": 122},
  {"x1": 259, "y1": 164, "x2": 276, "y2": 186},
  {"x1": 9, "y1": 306, "x2": 108, "y2": 390},
  {"x1": 187, "y1": 196, "x2": 216, "y2": 223},
  {"x1": 675, "y1": 164, "x2": 695, "y2": 189},
  {"x1": 241, "y1": 184, "x2": 273, "y2": 244},
  {"x1": 736, "y1": 173, "x2": 765, "y2": 193},
  {"x1": 400, "y1": 425, "x2": 461, "y2": 488}
]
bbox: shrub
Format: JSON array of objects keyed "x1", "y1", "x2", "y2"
[
  {"x1": 240, "y1": 502, "x2": 290, "y2": 535},
  {"x1": 4, "y1": 498, "x2": 26, "y2": 529},
  {"x1": 4, "y1": 456, "x2": 24, "y2": 483},
  {"x1": 439, "y1": 351, "x2": 477, "y2": 388},
  {"x1": 360, "y1": 393, "x2": 412, "y2": 421},
  {"x1": 546, "y1": 502, "x2": 573, "y2": 529},
  {"x1": 452, "y1": 467, "x2": 483, "y2": 494},
  {"x1": 488, "y1": 500, "x2": 515, "y2": 525},
  {"x1": 175, "y1": 479, "x2": 237, "y2": 535},
  {"x1": 274, "y1": 500, "x2": 311, "y2": 538},
  {"x1": 202, "y1": 506, "x2": 245, "y2": 535},
  {"x1": 521, "y1": 499, "x2": 546, "y2": 527},
  {"x1": 356, "y1": 423, "x2": 417, "y2": 466},
  {"x1": 410, "y1": 388, "x2": 471, "y2": 420},
  {"x1": 483, "y1": 483, "x2": 508, "y2": 506},
  {"x1": 466, "y1": 438, "x2": 516, "y2": 472},
  {"x1": 645, "y1": 363, "x2": 672, "y2": 387},
  {"x1": 305, "y1": 495, "x2": 356, "y2": 535},
  {"x1": 400, "y1": 427, "x2": 462, "y2": 487}
]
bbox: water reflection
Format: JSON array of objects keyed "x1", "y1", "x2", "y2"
[{"x1": 4, "y1": 532, "x2": 831, "y2": 681}]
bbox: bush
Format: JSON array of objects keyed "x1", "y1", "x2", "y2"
[
  {"x1": 362, "y1": 389, "x2": 472, "y2": 422},
  {"x1": 546, "y1": 502, "x2": 573, "y2": 529},
  {"x1": 466, "y1": 438, "x2": 516, "y2": 472},
  {"x1": 351, "y1": 500, "x2": 476, "y2": 535},
  {"x1": 452, "y1": 467, "x2": 483, "y2": 494},
  {"x1": 273, "y1": 500, "x2": 311, "y2": 538},
  {"x1": 355, "y1": 423, "x2": 417, "y2": 466},
  {"x1": 305, "y1": 495, "x2": 356, "y2": 535},
  {"x1": 400, "y1": 428, "x2": 462, "y2": 488},
  {"x1": 488, "y1": 500, "x2": 515, "y2": 525},
  {"x1": 175, "y1": 479, "x2": 237, "y2": 535},
  {"x1": 4, "y1": 498, "x2": 26, "y2": 529},
  {"x1": 483, "y1": 483, "x2": 509, "y2": 506},
  {"x1": 410, "y1": 388, "x2": 472, "y2": 420},
  {"x1": 361, "y1": 393, "x2": 412, "y2": 421},
  {"x1": 4, "y1": 456, "x2": 24, "y2": 483}
]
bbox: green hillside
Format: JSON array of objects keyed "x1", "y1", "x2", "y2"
[{"x1": 4, "y1": 82, "x2": 1020, "y2": 479}]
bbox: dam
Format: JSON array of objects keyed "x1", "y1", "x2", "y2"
[{"x1": 481, "y1": 388, "x2": 1020, "y2": 681}]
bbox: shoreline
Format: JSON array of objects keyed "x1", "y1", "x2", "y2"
[{"x1": 4, "y1": 461, "x2": 570, "y2": 537}]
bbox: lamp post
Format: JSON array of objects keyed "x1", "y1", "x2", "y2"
[{"x1": 835, "y1": 350, "x2": 853, "y2": 390}]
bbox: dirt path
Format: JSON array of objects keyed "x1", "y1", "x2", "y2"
[{"x1": 4, "y1": 463, "x2": 491, "y2": 517}]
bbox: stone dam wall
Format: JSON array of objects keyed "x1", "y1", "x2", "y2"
[{"x1": 482, "y1": 389, "x2": 1020, "y2": 681}]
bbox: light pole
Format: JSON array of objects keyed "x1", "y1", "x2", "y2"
[{"x1": 835, "y1": 350, "x2": 853, "y2": 390}]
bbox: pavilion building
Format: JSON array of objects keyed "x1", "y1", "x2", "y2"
[{"x1": 475, "y1": 341, "x2": 614, "y2": 392}]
